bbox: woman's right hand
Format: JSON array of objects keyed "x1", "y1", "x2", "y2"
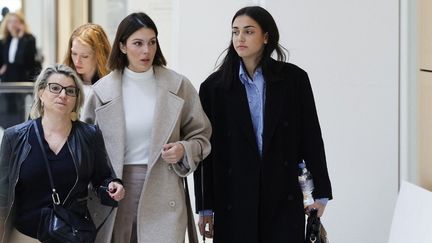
[
  {"x1": 198, "y1": 215, "x2": 214, "y2": 238},
  {"x1": 107, "y1": 181, "x2": 125, "y2": 202}
]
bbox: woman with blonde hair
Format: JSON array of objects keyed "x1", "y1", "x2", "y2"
[
  {"x1": 0, "y1": 12, "x2": 40, "y2": 128},
  {"x1": 0, "y1": 64, "x2": 125, "y2": 243},
  {"x1": 0, "y1": 11, "x2": 38, "y2": 81},
  {"x1": 63, "y1": 23, "x2": 111, "y2": 86}
]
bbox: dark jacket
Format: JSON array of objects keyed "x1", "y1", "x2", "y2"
[
  {"x1": 0, "y1": 33, "x2": 39, "y2": 82},
  {"x1": 0, "y1": 119, "x2": 118, "y2": 242},
  {"x1": 194, "y1": 59, "x2": 332, "y2": 243}
]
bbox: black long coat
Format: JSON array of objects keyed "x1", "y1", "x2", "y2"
[{"x1": 194, "y1": 59, "x2": 332, "y2": 243}]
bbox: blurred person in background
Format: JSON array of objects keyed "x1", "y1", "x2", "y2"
[
  {"x1": 0, "y1": 11, "x2": 40, "y2": 82},
  {"x1": 0, "y1": 12, "x2": 41, "y2": 129}
]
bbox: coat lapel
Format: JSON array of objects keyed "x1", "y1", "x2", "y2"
[
  {"x1": 226, "y1": 80, "x2": 260, "y2": 157},
  {"x1": 146, "y1": 67, "x2": 184, "y2": 170},
  {"x1": 262, "y1": 81, "x2": 284, "y2": 157},
  {"x1": 93, "y1": 71, "x2": 126, "y2": 177},
  {"x1": 262, "y1": 61, "x2": 285, "y2": 157}
]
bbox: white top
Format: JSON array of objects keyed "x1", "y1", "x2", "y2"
[
  {"x1": 8, "y1": 37, "x2": 19, "y2": 63},
  {"x1": 122, "y1": 67, "x2": 157, "y2": 165}
]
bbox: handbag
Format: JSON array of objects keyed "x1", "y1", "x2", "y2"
[
  {"x1": 305, "y1": 209, "x2": 329, "y2": 243},
  {"x1": 37, "y1": 204, "x2": 96, "y2": 243},
  {"x1": 184, "y1": 177, "x2": 199, "y2": 243},
  {"x1": 33, "y1": 121, "x2": 111, "y2": 243}
]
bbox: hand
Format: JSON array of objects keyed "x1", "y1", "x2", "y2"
[
  {"x1": 107, "y1": 181, "x2": 125, "y2": 202},
  {"x1": 198, "y1": 215, "x2": 213, "y2": 238},
  {"x1": 305, "y1": 201, "x2": 326, "y2": 217},
  {"x1": 161, "y1": 142, "x2": 185, "y2": 163}
]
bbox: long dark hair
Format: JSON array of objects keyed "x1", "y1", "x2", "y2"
[
  {"x1": 217, "y1": 6, "x2": 287, "y2": 86},
  {"x1": 108, "y1": 12, "x2": 167, "y2": 71}
]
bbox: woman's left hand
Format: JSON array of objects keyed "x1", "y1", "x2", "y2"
[
  {"x1": 107, "y1": 181, "x2": 125, "y2": 202},
  {"x1": 305, "y1": 201, "x2": 326, "y2": 217},
  {"x1": 161, "y1": 142, "x2": 185, "y2": 163}
]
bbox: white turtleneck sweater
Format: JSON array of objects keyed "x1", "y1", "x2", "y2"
[{"x1": 122, "y1": 67, "x2": 157, "y2": 165}]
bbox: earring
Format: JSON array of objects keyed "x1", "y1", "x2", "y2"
[{"x1": 70, "y1": 111, "x2": 78, "y2": 121}]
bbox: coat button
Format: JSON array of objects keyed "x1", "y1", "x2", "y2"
[
  {"x1": 283, "y1": 161, "x2": 289, "y2": 167},
  {"x1": 287, "y1": 194, "x2": 294, "y2": 201},
  {"x1": 169, "y1": 201, "x2": 176, "y2": 207},
  {"x1": 227, "y1": 205, "x2": 232, "y2": 211},
  {"x1": 228, "y1": 168, "x2": 232, "y2": 175}
]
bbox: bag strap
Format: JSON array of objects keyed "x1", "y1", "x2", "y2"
[
  {"x1": 33, "y1": 120, "x2": 114, "y2": 232},
  {"x1": 200, "y1": 163, "x2": 206, "y2": 242},
  {"x1": 184, "y1": 177, "x2": 199, "y2": 243},
  {"x1": 34, "y1": 120, "x2": 61, "y2": 205}
]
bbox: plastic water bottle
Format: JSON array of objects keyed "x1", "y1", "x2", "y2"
[{"x1": 298, "y1": 162, "x2": 315, "y2": 207}]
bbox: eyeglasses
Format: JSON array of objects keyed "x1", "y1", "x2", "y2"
[{"x1": 47, "y1": 83, "x2": 79, "y2": 97}]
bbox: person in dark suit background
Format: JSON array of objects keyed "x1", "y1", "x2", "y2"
[
  {"x1": 0, "y1": 11, "x2": 39, "y2": 82},
  {"x1": 0, "y1": 12, "x2": 40, "y2": 129},
  {"x1": 194, "y1": 6, "x2": 333, "y2": 243}
]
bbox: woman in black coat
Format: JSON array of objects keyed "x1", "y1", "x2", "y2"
[
  {"x1": 0, "y1": 12, "x2": 39, "y2": 82},
  {"x1": 194, "y1": 6, "x2": 333, "y2": 243}
]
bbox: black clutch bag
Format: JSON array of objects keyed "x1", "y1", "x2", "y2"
[{"x1": 305, "y1": 209, "x2": 328, "y2": 243}]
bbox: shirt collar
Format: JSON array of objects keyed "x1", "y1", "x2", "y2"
[{"x1": 239, "y1": 61, "x2": 262, "y2": 84}]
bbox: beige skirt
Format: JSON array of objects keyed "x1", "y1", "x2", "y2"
[
  {"x1": 8, "y1": 228, "x2": 39, "y2": 243},
  {"x1": 112, "y1": 164, "x2": 147, "y2": 243}
]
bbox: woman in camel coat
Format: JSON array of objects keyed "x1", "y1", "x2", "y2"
[{"x1": 82, "y1": 12, "x2": 211, "y2": 243}]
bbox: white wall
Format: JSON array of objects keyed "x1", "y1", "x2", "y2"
[
  {"x1": 24, "y1": 0, "x2": 56, "y2": 66},
  {"x1": 268, "y1": 1, "x2": 399, "y2": 242},
  {"x1": 175, "y1": 1, "x2": 400, "y2": 243}
]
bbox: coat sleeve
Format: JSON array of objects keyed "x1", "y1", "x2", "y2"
[
  {"x1": 172, "y1": 77, "x2": 212, "y2": 177},
  {"x1": 90, "y1": 125, "x2": 121, "y2": 206},
  {"x1": 299, "y1": 71, "x2": 333, "y2": 200}
]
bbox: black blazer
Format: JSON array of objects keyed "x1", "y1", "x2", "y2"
[
  {"x1": 194, "y1": 59, "x2": 332, "y2": 243},
  {"x1": 0, "y1": 33, "x2": 37, "y2": 82},
  {"x1": 0, "y1": 119, "x2": 119, "y2": 241}
]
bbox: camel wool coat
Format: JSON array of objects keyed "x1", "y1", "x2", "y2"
[{"x1": 81, "y1": 66, "x2": 212, "y2": 243}]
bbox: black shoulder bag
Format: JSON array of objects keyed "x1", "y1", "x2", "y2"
[{"x1": 34, "y1": 121, "x2": 112, "y2": 243}]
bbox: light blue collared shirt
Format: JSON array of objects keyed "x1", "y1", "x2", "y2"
[{"x1": 239, "y1": 62, "x2": 266, "y2": 157}]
